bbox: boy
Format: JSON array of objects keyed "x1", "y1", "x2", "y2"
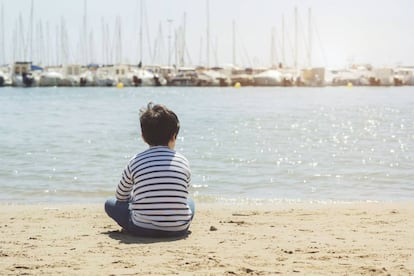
[{"x1": 105, "y1": 103, "x2": 194, "y2": 238}]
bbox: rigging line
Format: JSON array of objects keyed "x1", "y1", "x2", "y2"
[
  {"x1": 106, "y1": 22, "x2": 111, "y2": 64},
  {"x1": 212, "y1": 36, "x2": 219, "y2": 67},
  {"x1": 242, "y1": 39, "x2": 252, "y2": 67},
  {"x1": 152, "y1": 22, "x2": 165, "y2": 64},
  {"x1": 12, "y1": 21, "x2": 17, "y2": 61},
  {"x1": 235, "y1": 25, "x2": 252, "y2": 67},
  {"x1": 151, "y1": 33, "x2": 158, "y2": 64},
  {"x1": 285, "y1": 29, "x2": 294, "y2": 68},
  {"x1": 109, "y1": 19, "x2": 117, "y2": 64},
  {"x1": 198, "y1": 36, "x2": 203, "y2": 65},
  {"x1": 55, "y1": 24, "x2": 59, "y2": 65},
  {"x1": 143, "y1": 0, "x2": 154, "y2": 64},
  {"x1": 132, "y1": 1, "x2": 139, "y2": 63},
  {"x1": 100, "y1": 17, "x2": 105, "y2": 64},
  {"x1": 89, "y1": 30, "x2": 95, "y2": 63},
  {"x1": 39, "y1": 21, "x2": 45, "y2": 64},
  {"x1": 275, "y1": 27, "x2": 285, "y2": 66},
  {"x1": 298, "y1": 12, "x2": 309, "y2": 58},
  {"x1": 45, "y1": 21, "x2": 50, "y2": 65},
  {"x1": 270, "y1": 27, "x2": 279, "y2": 67},
  {"x1": 117, "y1": 15, "x2": 123, "y2": 64},
  {"x1": 312, "y1": 17, "x2": 328, "y2": 67},
  {"x1": 158, "y1": 23, "x2": 166, "y2": 65},
  {"x1": 62, "y1": 17, "x2": 70, "y2": 64},
  {"x1": 28, "y1": 0, "x2": 34, "y2": 61},
  {"x1": 185, "y1": 41, "x2": 192, "y2": 65},
  {"x1": 19, "y1": 13, "x2": 27, "y2": 60},
  {"x1": 1, "y1": 3, "x2": 5, "y2": 64}
]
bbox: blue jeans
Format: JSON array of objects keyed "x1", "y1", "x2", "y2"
[{"x1": 104, "y1": 198, "x2": 195, "y2": 238}]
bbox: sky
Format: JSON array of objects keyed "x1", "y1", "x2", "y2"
[{"x1": 1, "y1": 0, "x2": 414, "y2": 69}]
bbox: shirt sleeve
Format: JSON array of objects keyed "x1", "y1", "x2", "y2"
[
  {"x1": 116, "y1": 163, "x2": 133, "y2": 201},
  {"x1": 186, "y1": 159, "x2": 192, "y2": 188}
]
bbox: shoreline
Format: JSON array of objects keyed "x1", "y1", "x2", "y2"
[
  {"x1": 1, "y1": 202, "x2": 414, "y2": 275},
  {"x1": 2, "y1": 192, "x2": 414, "y2": 206}
]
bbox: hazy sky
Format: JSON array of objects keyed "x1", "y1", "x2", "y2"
[{"x1": 2, "y1": 0, "x2": 414, "y2": 68}]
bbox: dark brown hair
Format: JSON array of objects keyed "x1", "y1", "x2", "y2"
[{"x1": 139, "y1": 102, "x2": 180, "y2": 146}]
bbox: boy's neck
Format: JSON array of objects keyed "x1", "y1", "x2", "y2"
[
  {"x1": 149, "y1": 141, "x2": 175, "y2": 150},
  {"x1": 167, "y1": 138, "x2": 176, "y2": 150}
]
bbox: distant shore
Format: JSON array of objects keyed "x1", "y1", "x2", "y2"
[
  {"x1": 1, "y1": 202, "x2": 413, "y2": 275},
  {"x1": 1, "y1": 62, "x2": 414, "y2": 87}
]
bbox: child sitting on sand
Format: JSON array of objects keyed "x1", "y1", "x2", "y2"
[{"x1": 105, "y1": 102, "x2": 194, "y2": 238}]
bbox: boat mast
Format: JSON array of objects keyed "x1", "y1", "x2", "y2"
[
  {"x1": 106, "y1": 23, "x2": 111, "y2": 63},
  {"x1": 139, "y1": 0, "x2": 143, "y2": 63},
  {"x1": 35, "y1": 20, "x2": 41, "y2": 64},
  {"x1": 179, "y1": 12, "x2": 186, "y2": 67},
  {"x1": 232, "y1": 20, "x2": 236, "y2": 65},
  {"x1": 294, "y1": 6, "x2": 298, "y2": 71},
  {"x1": 55, "y1": 24, "x2": 59, "y2": 65},
  {"x1": 101, "y1": 17, "x2": 105, "y2": 64},
  {"x1": 281, "y1": 14, "x2": 285, "y2": 66},
  {"x1": 89, "y1": 28, "x2": 95, "y2": 63},
  {"x1": 271, "y1": 27, "x2": 276, "y2": 68},
  {"x1": 198, "y1": 36, "x2": 203, "y2": 65},
  {"x1": 214, "y1": 36, "x2": 218, "y2": 66},
  {"x1": 46, "y1": 21, "x2": 50, "y2": 65},
  {"x1": 1, "y1": 3, "x2": 4, "y2": 64},
  {"x1": 29, "y1": 0, "x2": 34, "y2": 62},
  {"x1": 13, "y1": 19, "x2": 17, "y2": 62},
  {"x1": 39, "y1": 20, "x2": 45, "y2": 65},
  {"x1": 115, "y1": 16, "x2": 122, "y2": 64},
  {"x1": 152, "y1": 21, "x2": 163, "y2": 64},
  {"x1": 174, "y1": 29, "x2": 178, "y2": 67},
  {"x1": 167, "y1": 19, "x2": 173, "y2": 67},
  {"x1": 308, "y1": 7, "x2": 312, "y2": 68},
  {"x1": 206, "y1": 0, "x2": 210, "y2": 68},
  {"x1": 82, "y1": 0, "x2": 88, "y2": 64},
  {"x1": 61, "y1": 16, "x2": 68, "y2": 64},
  {"x1": 19, "y1": 13, "x2": 26, "y2": 60}
]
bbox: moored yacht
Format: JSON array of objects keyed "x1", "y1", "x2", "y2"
[
  {"x1": 60, "y1": 64, "x2": 82, "y2": 86},
  {"x1": 253, "y1": 69, "x2": 283, "y2": 86},
  {"x1": 95, "y1": 66, "x2": 116, "y2": 87},
  {"x1": 0, "y1": 66, "x2": 12, "y2": 86},
  {"x1": 12, "y1": 62, "x2": 36, "y2": 87},
  {"x1": 38, "y1": 67, "x2": 64, "y2": 87},
  {"x1": 393, "y1": 67, "x2": 414, "y2": 85}
]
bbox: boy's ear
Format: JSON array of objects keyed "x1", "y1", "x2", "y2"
[{"x1": 168, "y1": 133, "x2": 177, "y2": 144}]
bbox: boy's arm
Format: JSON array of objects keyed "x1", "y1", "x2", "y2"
[
  {"x1": 116, "y1": 164, "x2": 133, "y2": 202},
  {"x1": 187, "y1": 170, "x2": 192, "y2": 187}
]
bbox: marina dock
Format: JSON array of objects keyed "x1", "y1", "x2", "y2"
[{"x1": 1, "y1": 62, "x2": 414, "y2": 88}]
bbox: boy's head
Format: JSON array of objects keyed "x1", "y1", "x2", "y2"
[{"x1": 139, "y1": 102, "x2": 180, "y2": 146}]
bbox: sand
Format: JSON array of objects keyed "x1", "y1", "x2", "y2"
[{"x1": 1, "y1": 202, "x2": 413, "y2": 275}]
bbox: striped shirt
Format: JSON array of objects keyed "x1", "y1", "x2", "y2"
[{"x1": 116, "y1": 146, "x2": 192, "y2": 232}]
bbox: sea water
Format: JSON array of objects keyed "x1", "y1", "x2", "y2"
[{"x1": 0, "y1": 86, "x2": 413, "y2": 203}]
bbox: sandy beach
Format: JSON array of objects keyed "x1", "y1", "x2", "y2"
[{"x1": 1, "y1": 202, "x2": 413, "y2": 275}]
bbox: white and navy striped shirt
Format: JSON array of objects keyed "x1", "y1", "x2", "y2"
[{"x1": 116, "y1": 146, "x2": 192, "y2": 231}]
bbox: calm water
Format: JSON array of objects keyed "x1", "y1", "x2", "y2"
[{"x1": 1, "y1": 86, "x2": 413, "y2": 203}]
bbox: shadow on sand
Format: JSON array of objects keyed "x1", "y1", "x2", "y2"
[{"x1": 102, "y1": 229, "x2": 191, "y2": 244}]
